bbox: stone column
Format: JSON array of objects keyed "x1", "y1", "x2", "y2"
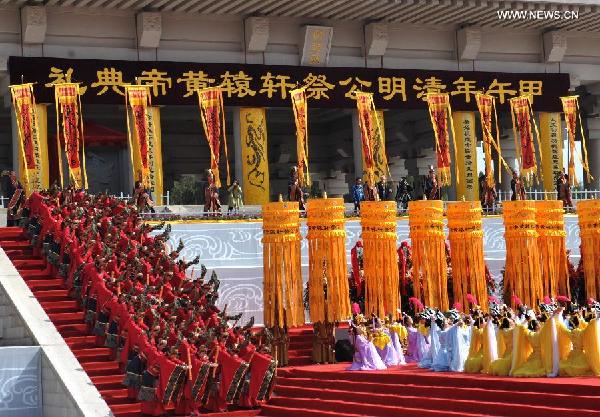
[
  {"x1": 499, "y1": 139, "x2": 518, "y2": 195},
  {"x1": 351, "y1": 110, "x2": 363, "y2": 181},
  {"x1": 585, "y1": 118, "x2": 600, "y2": 190},
  {"x1": 232, "y1": 107, "x2": 243, "y2": 187}
]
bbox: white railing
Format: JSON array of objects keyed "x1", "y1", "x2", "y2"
[
  {"x1": 0, "y1": 191, "x2": 170, "y2": 207},
  {"x1": 496, "y1": 189, "x2": 600, "y2": 202}
]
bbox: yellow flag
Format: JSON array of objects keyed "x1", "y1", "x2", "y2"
[
  {"x1": 539, "y1": 112, "x2": 563, "y2": 193},
  {"x1": 10, "y1": 85, "x2": 49, "y2": 195},
  {"x1": 240, "y1": 108, "x2": 270, "y2": 204},
  {"x1": 452, "y1": 112, "x2": 478, "y2": 201},
  {"x1": 361, "y1": 110, "x2": 390, "y2": 181},
  {"x1": 128, "y1": 105, "x2": 163, "y2": 204}
]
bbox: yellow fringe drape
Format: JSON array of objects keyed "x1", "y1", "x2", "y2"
[
  {"x1": 360, "y1": 201, "x2": 400, "y2": 319},
  {"x1": 447, "y1": 201, "x2": 487, "y2": 312},
  {"x1": 535, "y1": 200, "x2": 569, "y2": 298},
  {"x1": 503, "y1": 200, "x2": 542, "y2": 308},
  {"x1": 262, "y1": 201, "x2": 304, "y2": 328},
  {"x1": 408, "y1": 199, "x2": 448, "y2": 310},
  {"x1": 578, "y1": 200, "x2": 600, "y2": 300},
  {"x1": 306, "y1": 198, "x2": 350, "y2": 323}
]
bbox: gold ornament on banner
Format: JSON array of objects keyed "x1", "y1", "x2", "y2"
[
  {"x1": 560, "y1": 96, "x2": 593, "y2": 186},
  {"x1": 54, "y1": 83, "x2": 88, "y2": 189},
  {"x1": 306, "y1": 198, "x2": 351, "y2": 323},
  {"x1": 509, "y1": 95, "x2": 542, "y2": 182},
  {"x1": 408, "y1": 199, "x2": 448, "y2": 311},
  {"x1": 447, "y1": 201, "x2": 487, "y2": 312},
  {"x1": 578, "y1": 200, "x2": 600, "y2": 300},
  {"x1": 9, "y1": 84, "x2": 49, "y2": 195},
  {"x1": 262, "y1": 201, "x2": 304, "y2": 328},
  {"x1": 503, "y1": 200, "x2": 542, "y2": 308},
  {"x1": 197, "y1": 87, "x2": 230, "y2": 188},
  {"x1": 535, "y1": 200, "x2": 569, "y2": 298},
  {"x1": 290, "y1": 87, "x2": 310, "y2": 187},
  {"x1": 360, "y1": 201, "x2": 400, "y2": 319},
  {"x1": 426, "y1": 93, "x2": 458, "y2": 187}
]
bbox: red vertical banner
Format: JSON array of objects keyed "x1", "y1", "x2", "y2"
[
  {"x1": 125, "y1": 86, "x2": 151, "y2": 188},
  {"x1": 509, "y1": 95, "x2": 539, "y2": 180},
  {"x1": 55, "y1": 83, "x2": 87, "y2": 189},
  {"x1": 560, "y1": 96, "x2": 592, "y2": 185},
  {"x1": 427, "y1": 93, "x2": 457, "y2": 187},
  {"x1": 290, "y1": 87, "x2": 310, "y2": 187},
  {"x1": 9, "y1": 84, "x2": 45, "y2": 194},
  {"x1": 356, "y1": 92, "x2": 375, "y2": 186},
  {"x1": 197, "y1": 87, "x2": 230, "y2": 188},
  {"x1": 476, "y1": 93, "x2": 498, "y2": 189}
]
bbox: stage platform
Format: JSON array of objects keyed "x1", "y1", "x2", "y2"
[
  {"x1": 161, "y1": 215, "x2": 582, "y2": 326},
  {"x1": 262, "y1": 363, "x2": 600, "y2": 417}
]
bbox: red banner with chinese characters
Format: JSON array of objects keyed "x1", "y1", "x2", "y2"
[
  {"x1": 9, "y1": 84, "x2": 46, "y2": 194},
  {"x1": 291, "y1": 87, "x2": 310, "y2": 187},
  {"x1": 475, "y1": 93, "x2": 497, "y2": 189},
  {"x1": 197, "y1": 87, "x2": 230, "y2": 188},
  {"x1": 355, "y1": 92, "x2": 383, "y2": 186},
  {"x1": 427, "y1": 93, "x2": 456, "y2": 187},
  {"x1": 126, "y1": 86, "x2": 151, "y2": 189},
  {"x1": 55, "y1": 83, "x2": 87, "y2": 189},
  {"x1": 560, "y1": 96, "x2": 592, "y2": 185},
  {"x1": 509, "y1": 96, "x2": 539, "y2": 179}
]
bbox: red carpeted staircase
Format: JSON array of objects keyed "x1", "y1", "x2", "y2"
[
  {"x1": 0, "y1": 227, "x2": 259, "y2": 417},
  {"x1": 287, "y1": 326, "x2": 313, "y2": 367},
  {"x1": 261, "y1": 363, "x2": 600, "y2": 417}
]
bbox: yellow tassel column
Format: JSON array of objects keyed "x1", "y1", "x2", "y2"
[
  {"x1": 503, "y1": 200, "x2": 542, "y2": 307},
  {"x1": 361, "y1": 201, "x2": 400, "y2": 319},
  {"x1": 578, "y1": 200, "x2": 600, "y2": 300},
  {"x1": 535, "y1": 200, "x2": 569, "y2": 298},
  {"x1": 306, "y1": 197, "x2": 351, "y2": 323},
  {"x1": 447, "y1": 201, "x2": 487, "y2": 312},
  {"x1": 306, "y1": 197, "x2": 350, "y2": 363},
  {"x1": 262, "y1": 201, "x2": 304, "y2": 366},
  {"x1": 409, "y1": 200, "x2": 448, "y2": 310}
]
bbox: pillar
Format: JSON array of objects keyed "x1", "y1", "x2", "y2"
[
  {"x1": 585, "y1": 117, "x2": 600, "y2": 190},
  {"x1": 351, "y1": 110, "x2": 363, "y2": 181},
  {"x1": 232, "y1": 107, "x2": 243, "y2": 188},
  {"x1": 499, "y1": 139, "x2": 518, "y2": 194}
]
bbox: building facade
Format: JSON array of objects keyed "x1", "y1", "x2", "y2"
[{"x1": 1, "y1": 0, "x2": 600, "y2": 200}]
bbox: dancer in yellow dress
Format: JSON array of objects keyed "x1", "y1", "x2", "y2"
[
  {"x1": 489, "y1": 316, "x2": 515, "y2": 376},
  {"x1": 557, "y1": 310, "x2": 600, "y2": 376},
  {"x1": 510, "y1": 307, "x2": 564, "y2": 377},
  {"x1": 464, "y1": 317, "x2": 484, "y2": 373}
]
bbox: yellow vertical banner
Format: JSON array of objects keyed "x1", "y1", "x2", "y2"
[
  {"x1": 147, "y1": 107, "x2": 163, "y2": 205},
  {"x1": 240, "y1": 108, "x2": 270, "y2": 204},
  {"x1": 10, "y1": 85, "x2": 49, "y2": 195},
  {"x1": 361, "y1": 110, "x2": 390, "y2": 180},
  {"x1": 127, "y1": 105, "x2": 163, "y2": 204},
  {"x1": 539, "y1": 112, "x2": 563, "y2": 193},
  {"x1": 452, "y1": 112, "x2": 478, "y2": 201}
]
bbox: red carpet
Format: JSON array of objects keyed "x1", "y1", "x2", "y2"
[
  {"x1": 0, "y1": 227, "x2": 259, "y2": 417},
  {"x1": 287, "y1": 326, "x2": 313, "y2": 366},
  {"x1": 260, "y1": 362, "x2": 600, "y2": 417}
]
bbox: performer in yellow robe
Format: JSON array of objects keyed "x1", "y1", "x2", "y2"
[
  {"x1": 510, "y1": 308, "x2": 566, "y2": 377},
  {"x1": 489, "y1": 317, "x2": 515, "y2": 376},
  {"x1": 464, "y1": 318, "x2": 484, "y2": 373},
  {"x1": 558, "y1": 314, "x2": 600, "y2": 377}
]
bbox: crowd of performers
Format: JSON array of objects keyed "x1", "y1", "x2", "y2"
[
  {"x1": 19, "y1": 187, "x2": 275, "y2": 416},
  {"x1": 348, "y1": 296, "x2": 600, "y2": 377}
]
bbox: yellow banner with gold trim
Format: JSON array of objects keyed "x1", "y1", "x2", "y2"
[
  {"x1": 129, "y1": 105, "x2": 164, "y2": 205},
  {"x1": 361, "y1": 110, "x2": 390, "y2": 181},
  {"x1": 10, "y1": 84, "x2": 49, "y2": 195},
  {"x1": 240, "y1": 108, "x2": 270, "y2": 204},
  {"x1": 453, "y1": 112, "x2": 478, "y2": 201},
  {"x1": 539, "y1": 112, "x2": 563, "y2": 193}
]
